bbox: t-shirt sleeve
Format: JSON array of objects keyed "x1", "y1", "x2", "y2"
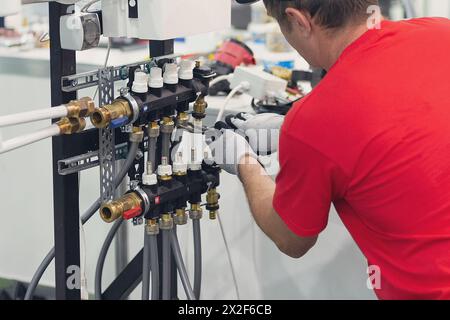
[{"x1": 273, "y1": 130, "x2": 349, "y2": 237}]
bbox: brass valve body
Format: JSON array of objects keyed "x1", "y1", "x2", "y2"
[
  {"x1": 100, "y1": 193, "x2": 142, "y2": 223},
  {"x1": 90, "y1": 99, "x2": 132, "y2": 128}
]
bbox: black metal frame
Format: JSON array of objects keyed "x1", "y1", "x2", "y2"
[
  {"x1": 50, "y1": 2, "x2": 81, "y2": 300},
  {"x1": 49, "y1": 3, "x2": 179, "y2": 300}
]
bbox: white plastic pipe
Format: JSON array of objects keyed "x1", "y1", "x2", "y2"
[
  {"x1": 0, "y1": 124, "x2": 60, "y2": 155},
  {"x1": 0, "y1": 105, "x2": 67, "y2": 128},
  {"x1": 216, "y1": 83, "x2": 246, "y2": 123},
  {"x1": 209, "y1": 74, "x2": 233, "y2": 88}
]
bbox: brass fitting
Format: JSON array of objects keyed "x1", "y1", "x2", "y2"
[
  {"x1": 206, "y1": 188, "x2": 220, "y2": 220},
  {"x1": 148, "y1": 121, "x2": 160, "y2": 138},
  {"x1": 57, "y1": 117, "x2": 86, "y2": 135},
  {"x1": 130, "y1": 126, "x2": 144, "y2": 143},
  {"x1": 177, "y1": 112, "x2": 189, "y2": 126},
  {"x1": 66, "y1": 97, "x2": 96, "y2": 118},
  {"x1": 174, "y1": 208, "x2": 188, "y2": 225},
  {"x1": 160, "y1": 117, "x2": 175, "y2": 134},
  {"x1": 159, "y1": 213, "x2": 174, "y2": 230},
  {"x1": 100, "y1": 193, "x2": 142, "y2": 223},
  {"x1": 189, "y1": 203, "x2": 203, "y2": 220},
  {"x1": 195, "y1": 61, "x2": 201, "y2": 68},
  {"x1": 146, "y1": 219, "x2": 160, "y2": 235},
  {"x1": 193, "y1": 96, "x2": 207, "y2": 115},
  {"x1": 90, "y1": 99, "x2": 133, "y2": 128}
]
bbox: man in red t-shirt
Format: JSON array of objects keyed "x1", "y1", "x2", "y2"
[{"x1": 210, "y1": 0, "x2": 450, "y2": 299}]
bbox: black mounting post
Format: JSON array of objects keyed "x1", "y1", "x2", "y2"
[
  {"x1": 49, "y1": 2, "x2": 81, "y2": 300},
  {"x1": 149, "y1": 40, "x2": 175, "y2": 58}
]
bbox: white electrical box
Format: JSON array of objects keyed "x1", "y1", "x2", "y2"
[
  {"x1": 0, "y1": 0, "x2": 20, "y2": 17},
  {"x1": 230, "y1": 66, "x2": 288, "y2": 101},
  {"x1": 102, "y1": 0, "x2": 231, "y2": 40}
]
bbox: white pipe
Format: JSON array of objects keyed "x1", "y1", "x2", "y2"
[
  {"x1": 0, "y1": 105, "x2": 67, "y2": 128},
  {"x1": 209, "y1": 74, "x2": 233, "y2": 88},
  {"x1": 216, "y1": 84, "x2": 246, "y2": 123},
  {"x1": 0, "y1": 124, "x2": 60, "y2": 155}
]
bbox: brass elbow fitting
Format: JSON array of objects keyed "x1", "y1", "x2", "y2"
[
  {"x1": 66, "y1": 97, "x2": 96, "y2": 118},
  {"x1": 100, "y1": 192, "x2": 142, "y2": 223},
  {"x1": 90, "y1": 99, "x2": 133, "y2": 128},
  {"x1": 206, "y1": 188, "x2": 220, "y2": 220},
  {"x1": 57, "y1": 117, "x2": 86, "y2": 135}
]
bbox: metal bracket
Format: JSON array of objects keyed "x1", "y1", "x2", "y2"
[
  {"x1": 99, "y1": 67, "x2": 116, "y2": 202},
  {"x1": 61, "y1": 59, "x2": 150, "y2": 93},
  {"x1": 58, "y1": 143, "x2": 128, "y2": 175}
]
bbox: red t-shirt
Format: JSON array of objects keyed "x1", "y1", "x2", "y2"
[{"x1": 273, "y1": 18, "x2": 450, "y2": 300}]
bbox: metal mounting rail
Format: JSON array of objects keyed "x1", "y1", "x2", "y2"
[
  {"x1": 57, "y1": 142, "x2": 129, "y2": 175},
  {"x1": 61, "y1": 51, "x2": 183, "y2": 93}
]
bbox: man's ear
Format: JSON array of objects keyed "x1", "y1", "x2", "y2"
[{"x1": 285, "y1": 7, "x2": 313, "y2": 36}]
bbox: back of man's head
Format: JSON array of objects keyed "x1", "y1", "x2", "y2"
[{"x1": 263, "y1": 0, "x2": 380, "y2": 29}]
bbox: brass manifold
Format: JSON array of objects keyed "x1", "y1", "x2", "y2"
[
  {"x1": 100, "y1": 192, "x2": 143, "y2": 223},
  {"x1": 90, "y1": 99, "x2": 133, "y2": 129}
]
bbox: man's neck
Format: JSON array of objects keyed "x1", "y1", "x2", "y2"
[{"x1": 319, "y1": 23, "x2": 370, "y2": 71}]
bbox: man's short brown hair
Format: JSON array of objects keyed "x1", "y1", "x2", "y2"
[{"x1": 263, "y1": 0, "x2": 380, "y2": 29}]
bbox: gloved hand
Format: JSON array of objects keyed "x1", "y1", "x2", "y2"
[
  {"x1": 226, "y1": 113, "x2": 284, "y2": 155},
  {"x1": 207, "y1": 129, "x2": 258, "y2": 176}
]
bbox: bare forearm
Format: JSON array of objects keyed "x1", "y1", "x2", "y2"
[
  {"x1": 239, "y1": 156, "x2": 318, "y2": 258},
  {"x1": 239, "y1": 159, "x2": 277, "y2": 237}
]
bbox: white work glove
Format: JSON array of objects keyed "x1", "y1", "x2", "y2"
[
  {"x1": 228, "y1": 113, "x2": 284, "y2": 155},
  {"x1": 207, "y1": 129, "x2": 258, "y2": 176}
]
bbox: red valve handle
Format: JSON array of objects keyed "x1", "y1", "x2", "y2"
[{"x1": 123, "y1": 207, "x2": 143, "y2": 220}]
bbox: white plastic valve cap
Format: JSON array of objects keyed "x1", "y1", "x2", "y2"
[
  {"x1": 179, "y1": 60, "x2": 194, "y2": 80},
  {"x1": 149, "y1": 67, "x2": 164, "y2": 89},
  {"x1": 143, "y1": 173, "x2": 158, "y2": 186},
  {"x1": 132, "y1": 71, "x2": 149, "y2": 93},
  {"x1": 163, "y1": 63, "x2": 179, "y2": 85},
  {"x1": 158, "y1": 164, "x2": 173, "y2": 177},
  {"x1": 173, "y1": 161, "x2": 188, "y2": 174}
]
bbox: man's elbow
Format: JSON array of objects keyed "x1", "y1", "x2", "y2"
[{"x1": 276, "y1": 237, "x2": 318, "y2": 259}]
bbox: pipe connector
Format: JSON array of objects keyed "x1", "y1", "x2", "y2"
[
  {"x1": 130, "y1": 126, "x2": 144, "y2": 143},
  {"x1": 148, "y1": 121, "x2": 160, "y2": 138},
  {"x1": 90, "y1": 99, "x2": 133, "y2": 128},
  {"x1": 174, "y1": 208, "x2": 188, "y2": 225},
  {"x1": 160, "y1": 117, "x2": 175, "y2": 134},
  {"x1": 177, "y1": 112, "x2": 189, "y2": 127},
  {"x1": 206, "y1": 188, "x2": 220, "y2": 220},
  {"x1": 66, "y1": 97, "x2": 96, "y2": 118},
  {"x1": 57, "y1": 117, "x2": 86, "y2": 135},
  {"x1": 159, "y1": 213, "x2": 174, "y2": 230},
  {"x1": 193, "y1": 96, "x2": 207, "y2": 118},
  {"x1": 189, "y1": 203, "x2": 203, "y2": 220},
  {"x1": 100, "y1": 192, "x2": 142, "y2": 223},
  {"x1": 146, "y1": 219, "x2": 160, "y2": 235}
]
